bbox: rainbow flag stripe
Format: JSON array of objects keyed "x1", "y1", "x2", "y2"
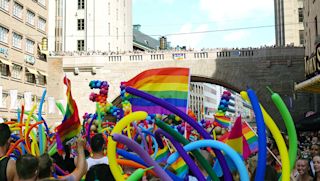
[
  {"x1": 155, "y1": 146, "x2": 170, "y2": 162},
  {"x1": 214, "y1": 115, "x2": 231, "y2": 128},
  {"x1": 242, "y1": 122, "x2": 258, "y2": 153},
  {"x1": 122, "y1": 68, "x2": 190, "y2": 114},
  {"x1": 56, "y1": 77, "x2": 81, "y2": 144},
  {"x1": 171, "y1": 157, "x2": 188, "y2": 177}
]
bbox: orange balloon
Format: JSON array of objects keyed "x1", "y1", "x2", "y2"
[{"x1": 116, "y1": 159, "x2": 157, "y2": 176}]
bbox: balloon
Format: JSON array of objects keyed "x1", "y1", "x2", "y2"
[
  {"x1": 155, "y1": 120, "x2": 219, "y2": 181},
  {"x1": 241, "y1": 91, "x2": 290, "y2": 181},
  {"x1": 140, "y1": 129, "x2": 158, "y2": 159},
  {"x1": 25, "y1": 105, "x2": 37, "y2": 153},
  {"x1": 117, "y1": 149, "x2": 146, "y2": 166},
  {"x1": 132, "y1": 123, "x2": 148, "y2": 152},
  {"x1": 55, "y1": 101, "x2": 65, "y2": 115},
  {"x1": 38, "y1": 89, "x2": 46, "y2": 155},
  {"x1": 166, "y1": 140, "x2": 249, "y2": 181},
  {"x1": 6, "y1": 138, "x2": 24, "y2": 157},
  {"x1": 126, "y1": 166, "x2": 154, "y2": 181},
  {"x1": 107, "y1": 112, "x2": 148, "y2": 181},
  {"x1": 247, "y1": 89, "x2": 267, "y2": 180},
  {"x1": 117, "y1": 159, "x2": 157, "y2": 177},
  {"x1": 48, "y1": 143, "x2": 57, "y2": 156},
  {"x1": 267, "y1": 87, "x2": 297, "y2": 172},
  {"x1": 125, "y1": 87, "x2": 231, "y2": 181},
  {"x1": 112, "y1": 133, "x2": 172, "y2": 181},
  {"x1": 116, "y1": 158, "x2": 181, "y2": 180},
  {"x1": 154, "y1": 129, "x2": 205, "y2": 180}
]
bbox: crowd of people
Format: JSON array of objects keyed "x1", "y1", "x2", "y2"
[
  {"x1": 1, "y1": 120, "x2": 320, "y2": 181},
  {"x1": 263, "y1": 130, "x2": 320, "y2": 181},
  {"x1": 0, "y1": 123, "x2": 114, "y2": 181}
]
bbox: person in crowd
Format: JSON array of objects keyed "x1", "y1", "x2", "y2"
[
  {"x1": 0, "y1": 123, "x2": 19, "y2": 181},
  {"x1": 251, "y1": 149, "x2": 278, "y2": 181},
  {"x1": 51, "y1": 144, "x2": 76, "y2": 175},
  {"x1": 295, "y1": 158, "x2": 313, "y2": 181},
  {"x1": 313, "y1": 155, "x2": 320, "y2": 181},
  {"x1": 38, "y1": 137, "x2": 87, "y2": 181},
  {"x1": 310, "y1": 144, "x2": 320, "y2": 176},
  {"x1": 85, "y1": 164, "x2": 115, "y2": 181},
  {"x1": 16, "y1": 154, "x2": 39, "y2": 181},
  {"x1": 86, "y1": 133, "x2": 108, "y2": 170}
]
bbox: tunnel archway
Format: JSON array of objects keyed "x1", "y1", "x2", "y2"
[{"x1": 111, "y1": 75, "x2": 241, "y2": 106}]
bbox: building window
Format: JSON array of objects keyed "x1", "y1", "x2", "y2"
[
  {"x1": 38, "y1": 0, "x2": 45, "y2": 7},
  {"x1": 108, "y1": 2, "x2": 110, "y2": 15},
  {"x1": 13, "y1": 2, "x2": 23, "y2": 19},
  {"x1": 26, "y1": 39, "x2": 34, "y2": 54},
  {"x1": 38, "y1": 75, "x2": 46, "y2": 85},
  {"x1": 299, "y1": 30, "x2": 304, "y2": 45},
  {"x1": 38, "y1": 17, "x2": 46, "y2": 32},
  {"x1": 0, "y1": 26, "x2": 9, "y2": 43},
  {"x1": 12, "y1": 64, "x2": 22, "y2": 79},
  {"x1": 77, "y1": 40, "x2": 84, "y2": 51},
  {"x1": 78, "y1": 0, "x2": 84, "y2": 9},
  {"x1": 26, "y1": 10, "x2": 35, "y2": 26},
  {"x1": 124, "y1": 0, "x2": 125, "y2": 7},
  {"x1": 77, "y1": 19, "x2": 84, "y2": 30},
  {"x1": 0, "y1": 63, "x2": 9, "y2": 76},
  {"x1": 25, "y1": 70, "x2": 36, "y2": 83},
  {"x1": 12, "y1": 32, "x2": 22, "y2": 49},
  {"x1": 0, "y1": 0, "x2": 9, "y2": 11},
  {"x1": 298, "y1": 8, "x2": 303, "y2": 23}
]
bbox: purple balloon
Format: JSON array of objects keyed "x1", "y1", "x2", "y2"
[
  {"x1": 125, "y1": 87, "x2": 232, "y2": 181},
  {"x1": 112, "y1": 134, "x2": 172, "y2": 181},
  {"x1": 154, "y1": 129, "x2": 206, "y2": 181},
  {"x1": 132, "y1": 122, "x2": 148, "y2": 152}
]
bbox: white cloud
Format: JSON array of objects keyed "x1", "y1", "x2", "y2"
[
  {"x1": 199, "y1": 0, "x2": 273, "y2": 23},
  {"x1": 223, "y1": 30, "x2": 249, "y2": 42},
  {"x1": 168, "y1": 23, "x2": 209, "y2": 49}
]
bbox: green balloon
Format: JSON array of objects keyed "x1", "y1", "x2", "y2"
[
  {"x1": 268, "y1": 87, "x2": 297, "y2": 172},
  {"x1": 126, "y1": 167, "x2": 154, "y2": 181},
  {"x1": 155, "y1": 120, "x2": 219, "y2": 181}
]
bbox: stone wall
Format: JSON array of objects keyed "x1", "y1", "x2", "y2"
[{"x1": 47, "y1": 47, "x2": 313, "y2": 129}]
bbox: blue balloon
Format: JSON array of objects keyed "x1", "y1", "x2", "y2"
[
  {"x1": 247, "y1": 89, "x2": 267, "y2": 181},
  {"x1": 166, "y1": 140, "x2": 249, "y2": 181}
]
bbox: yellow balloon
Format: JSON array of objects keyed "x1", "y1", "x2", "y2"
[
  {"x1": 31, "y1": 141, "x2": 36, "y2": 156},
  {"x1": 107, "y1": 112, "x2": 148, "y2": 181},
  {"x1": 100, "y1": 127, "x2": 111, "y2": 134},
  {"x1": 25, "y1": 105, "x2": 37, "y2": 140},
  {"x1": 10, "y1": 127, "x2": 21, "y2": 131},
  {"x1": 240, "y1": 91, "x2": 290, "y2": 181}
]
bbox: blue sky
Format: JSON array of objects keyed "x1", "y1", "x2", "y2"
[{"x1": 133, "y1": 0, "x2": 275, "y2": 50}]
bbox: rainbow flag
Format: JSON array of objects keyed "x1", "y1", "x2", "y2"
[
  {"x1": 225, "y1": 116, "x2": 250, "y2": 159},
  {"x1": 219, "y1": 120, "x2": 258, "y2": 154},
  {"x1": 56, "y1": 77, "x2": 81, "y2": 152},
  {"x1": 214, "y1": 115, "x2": 231, "y2": 128},
  {"x1": 122, "y1": 68, "x2": 190, "y2": 114},
  {"x1": 242, "y1": 122, "x2": 258, "y2": 153},
  {"x1": 155, "y1": 146, "x2": 170, "y2": 162},
  {"x1": 214, "y1": 116, "x2": 250, "y2": 176},
  {"x1": 171, "y1": 157, "x2": 188, "y2": 178}
]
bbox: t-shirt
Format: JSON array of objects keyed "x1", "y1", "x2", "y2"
[
  {"x1": 86, "y1": 157, "x2": 109, "y2": 170},
  {"x1": 0, "y1": 156, "x2": 9, "y2": 181}
]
